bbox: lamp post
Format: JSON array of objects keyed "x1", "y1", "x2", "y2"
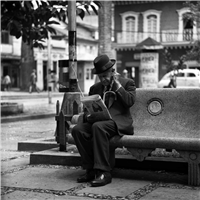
[{"x1": 68, "y1": 0, "x2": 78, "y2": 92}]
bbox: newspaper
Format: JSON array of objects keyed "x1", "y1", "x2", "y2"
[{"x1": 80, "y1": 94, "x2": 112, "y2": 119}]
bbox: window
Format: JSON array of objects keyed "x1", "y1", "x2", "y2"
[
  {"x1": 126, "y1": 16, "x2": 136, "y2": 42},
  {"x1": 120, "y1": 11, "x2": 139, "y2": 43},
  {"x1": 177, "y1": 8, "x2": 197, "y2": 41},
  {"x1": 142, "y1": 10, "x2": 162, "y2": 42},
  {"x1": 53, "y1": 61, "x2": 57, "y2": 73},
  {"x1": 147, "y1": 15, "x2": 157, "y2": 39},
  {"x1": 186, "y1": 73, "x2": 196, "y2": 77},
  {"x1": 85, "y1": 68, "x2": 94, "y2": 80},
  {"x1": 183, "y1": 13, "x2": 193, "y2": 41},
  {"x1": 1, "y1": 31, "x2": 10, "y2": 44},
  {"x1": 89, "y1": 46, "x2": 93, "y2": 54},
  {"x1": 177, "y1": 72, "x2": 185, "y2": 77},
  {"x1": 86, "y1": 68, "x2": 90, "y2": 80}
]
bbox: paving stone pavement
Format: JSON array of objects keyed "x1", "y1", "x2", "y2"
[{"x1": 1, "y1": 164, "x2": 200, "y2": 200}]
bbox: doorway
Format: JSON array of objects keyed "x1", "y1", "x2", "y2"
[
  {"x1": 3, "y1": 66, "x2": 9, "y2": 77},
  {"x1": 127, "y1": 66, "x2": 139, "y2": 88},
  {"x1": 134, "y1": 67, "x2": 139, "y2": 88},
  {"x1": 183, "y1": 13, "x2": 193, "y2": 41}
]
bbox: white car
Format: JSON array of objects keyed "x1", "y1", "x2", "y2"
[{"x1": 158, "y1": 69, "x2": 200, "y2": 88}]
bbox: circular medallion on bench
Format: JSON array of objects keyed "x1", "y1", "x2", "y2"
[{"x1": 147, "y1": 98, "x2": 163, "y2": 116}]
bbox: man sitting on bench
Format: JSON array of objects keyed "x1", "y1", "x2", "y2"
[{"x1": 71, "y1": 54, "x2": 136, "y2": 187}]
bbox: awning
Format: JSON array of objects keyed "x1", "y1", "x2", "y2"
[
  {"x1": 164, "y1": 42, "x2": 193, "y2": 49},
  {"x1": 1, "y1": 54, "x2": 20, "y2": 60},
  {"x1": 135, "y1": 37, "x2": 163, "y2": 50},
  {"x1": 113, "y1": 1, "x2": 165, "y2": 5}
]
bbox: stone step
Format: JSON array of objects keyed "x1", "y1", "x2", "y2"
[
  {"x1": 18, "y1": 137, "x2": 58, "y2": 151},
  {"x1": 30, "y1": 147, "x2": 187, "y2": 173}
]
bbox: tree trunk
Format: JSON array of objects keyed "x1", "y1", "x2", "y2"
[
  {"x1": 20, "y1": 41, "x2": 35, "y2": 91},
  {"x1": 95, "y1": 1, "x2": 115, "y2": 83},
  {"x1": 98, "y1": 1, "x2": 114, "y2": 58}
]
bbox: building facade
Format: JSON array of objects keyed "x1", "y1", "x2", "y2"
[
  {"x1": 1, "y1": 31, "x2": 21, "y2": 89},
  {"x1": 113, "y1": 1, "x2": 200, "y2": 88},
  {"x1": 34, "y1": 20, "x2": 98, "y2": 94},
  {"x1": 1, "y1": 14, "x2": 98, "y2": 94}
]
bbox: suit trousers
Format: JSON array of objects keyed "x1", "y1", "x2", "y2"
[{"x1": 71, "y1": 120, "x2": 118, "y2": 172}]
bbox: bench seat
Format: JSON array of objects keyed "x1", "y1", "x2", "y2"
[
  {"x1": 55, "y1": 88, "x2": 200, "y2": 186},
  {"x1": 67, "y1": 133, "x2": 200, "y2": 152}
]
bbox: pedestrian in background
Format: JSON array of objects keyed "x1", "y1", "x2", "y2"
[
  {"x1": 46, "y1": 70, "x2": 59, "y2": 92},
  {"x1": 29, "y1": 69, "x2": 40, "y2": 93},
  {"x1": 3, "y1": 75, "x2": 11, "y2": 91},
  {"x1": 164, "y1": 72, "x2": 177, "y2": 88},
  {"x1": 168, "y1": 73, "x2": 177, "y2": 88},
  {"x1": 52, "y1": 72, "x2": 58, "y2": 92},
  {"x1": 50, "y1": 70, "x2": 58, "y2": 92},
  {"x1": 122, "y1": 69, "x2": 128, "y2": 78}
]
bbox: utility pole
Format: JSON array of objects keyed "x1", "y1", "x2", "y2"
[
  {"x1": 68, "y1": 0, "x2": 78, "y2": 92},
  {"x1": 47, "y1": 32, "x2": 52, "y2": 104}
]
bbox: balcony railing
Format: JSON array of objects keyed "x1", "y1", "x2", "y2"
[
  {"x1": 51, "y1": 39, "x2": 67, "y2": 49},
  {"x1": 1, "y1": 37, "x2": 21, "y2": 56},
  {"x1": 116, "y1": 28, "x2": 200, "y2": 44},
  {"x1": 117, "y1": 32, "x2": 160, "y2": 44},
  {"x1": 162, "y1": 29, "x2": 178, "y2": 42},
  {"x1": 183, "y1": 29, "x2": 193, "y2": 41},
  {"x1": 1, "y1": 44, "x2": 13, "y2": 54}
]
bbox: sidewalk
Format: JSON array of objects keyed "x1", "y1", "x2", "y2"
[
  {"x1": 1, "y1": 91, "x2": 64, "y2": 123},
  {"x1": 1, "y1": 90, "x2": 64, "y2": 100},
  {"x1": 1, "y1": 91, "x2": 200, "y2": 199},
  {"x1": 3, "y1": 164, "x2": 199, "y2": 200}
]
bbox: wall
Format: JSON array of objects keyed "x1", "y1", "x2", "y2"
[{"x1": 12, "y1": 37, "x2": 21, "y2": 56}]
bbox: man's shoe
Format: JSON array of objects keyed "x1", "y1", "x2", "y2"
[
  {"x1": 91, "y1": 171, "x2": 112, "y2": 187},
  {"x1": 77, "y1": 170, "x2": 96, "y2": 183}
]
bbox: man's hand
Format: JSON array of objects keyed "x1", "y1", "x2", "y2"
[
  {"x1": 112, "y1": 75, "x2": 122, "y2": 91},
  {"x1": 86, "y1": 112, "x2": 110, "y2": 123}
]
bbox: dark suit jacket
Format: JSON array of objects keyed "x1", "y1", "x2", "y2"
[{"x1": 88, "y1": 77, "x2": 136, "y2": 136}]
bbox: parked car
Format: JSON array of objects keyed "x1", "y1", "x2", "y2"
[{"x1": 158, "y1": 69, "x2": 200, "y2": 88}]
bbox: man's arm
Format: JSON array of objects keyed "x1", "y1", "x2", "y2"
[{"x1": 113, "y1": 78, "x2": 136, "y2": 108}]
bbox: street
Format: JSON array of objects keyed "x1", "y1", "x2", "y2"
[{"x1": 1, "y1": 117, "x2": 56, "y2": 161}]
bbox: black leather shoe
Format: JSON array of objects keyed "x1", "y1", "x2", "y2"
[
  {"x1": 91, "y1": 171, "x2": 112, "y2": 187},
  {"x1": 77, "y1": 170, "x2": 96, "y2": 183}
]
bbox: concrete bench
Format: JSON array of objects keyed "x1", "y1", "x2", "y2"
[{"x1": 55, "y1": 88, "x2": 200, "y2": 186}]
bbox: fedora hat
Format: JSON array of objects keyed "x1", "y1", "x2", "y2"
[{"x1": 92, "y1": 54, "x2": 116, "y2": 74}]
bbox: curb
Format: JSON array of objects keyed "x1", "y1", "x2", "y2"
[
  {"x1": 18, "y1": 137, "x2": 58, "y2": 151},
  {"x1": 30, "y1": 147, "x2": 188, "y2": 173},
  {"x1": 1, "y1": 93, "x2": 64, "y2": 100},
  {"x1": 1, "y1": 113, "x2": 55, "y2": 123},
  {"x1": 24, "y1": 138, "x2": 188, "y2": 173}
]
